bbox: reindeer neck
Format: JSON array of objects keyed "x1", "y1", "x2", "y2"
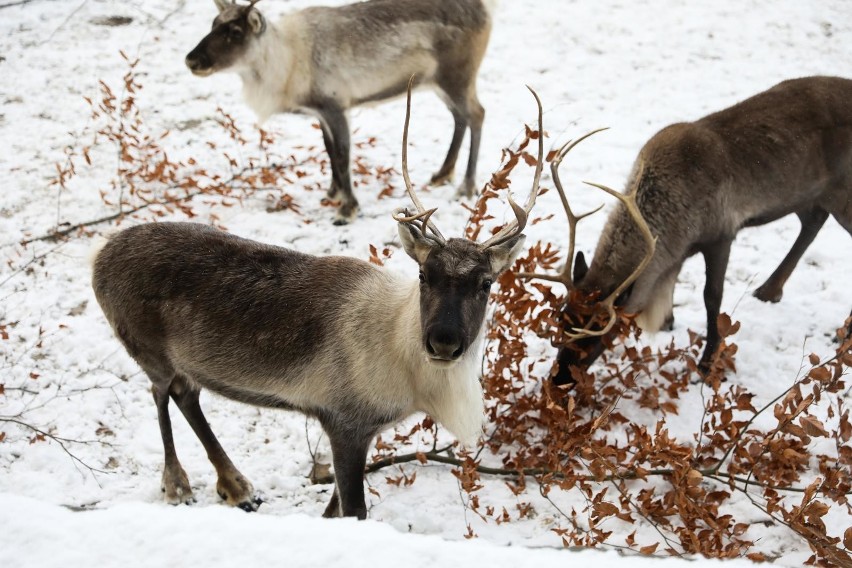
[
  {"x1": 380, "y1": 275, "x2": 485, "y2": 446},
  {"x1": 238, "y1": 16, "x2": 312, "y2": 121}
]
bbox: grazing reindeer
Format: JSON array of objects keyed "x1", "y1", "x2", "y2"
[
  {"x1": 91, "y1": 84, "x2": 543, "y2": 518},
  {"x1": 525, "y1": 76, "x2": 852, "y2": 382},
  {"x1": 186, "y1": 0, "x2": 494, "y2": 224}
]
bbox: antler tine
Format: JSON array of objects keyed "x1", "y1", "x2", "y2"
[
  {"x1": 397, "y1": 75, "x2": 446, "y2": 244},
  {"x1": 480, "y1": 85, "x2": 545, "y2": 250},
  {"x1": 515, "y1": 128, "x2": 608, "y2": 285},
  {"x1": 391, "y1": 206, "x2": 440, "y2": 241},
  {"x1": 562, "y1": 180, "x2": 657, "y2": 341},
  {"x1": 549, "y1": 128, "x2": 609, "y2": 286}
]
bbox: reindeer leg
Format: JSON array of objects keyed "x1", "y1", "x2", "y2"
[
  {"x1": 699, "y1": 239, "x2": 732, "y2": 372},
  {"x1": 459, "y1": 95, "x2": 484, "y2": 199},
  {"x1": 317, "y1": 106, "x2": 357, "y2": 225},
  {"x1": 320, "y1": 420, "x2": 374, "y2": 519},
  {"x1": 119, "y1": 333, "x2": 193, "y2": 504},
  {"x1": 434, "y1": 78, "x2": 483, "y2": 199},
  {"x1": 322, "y1": 488, "x2": 340, "y2": 518},
  {"x1": 151, "y1": 382, "x2": 194, "y2": 505},
  {"x1": 840, "y1": 308, "x2": 852, "y2": 343},
  {"x1": 825, "y1": 204, "x2": 852, "y2": 342},
  {"x1": 319, "y1": 121, "x2": 342, "y2": 199},
  {"x1": 754, "y1": 208, "x2": 828, "y2": 303},
  {"x1": 169, "y1": 376, "x2": 259, "y2": 511},
  {"x1": 430, "y1": 99, "x2": 467, "y2": 187}
]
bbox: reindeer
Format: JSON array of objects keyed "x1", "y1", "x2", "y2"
[
  {"x1": 185, "y1": 0, "x2": 494, "y2": 225},
  {"x1": 522, "y1": 76, "x2": 852, "y2": 383},
  {"x1": 90, "y1": 84, "x2": 543, "y2": 518}
]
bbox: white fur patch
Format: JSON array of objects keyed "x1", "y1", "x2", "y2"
[
  {"x1": 633, "y1": 271, "x2": 676, "y2": 333},
  {"x1": 414, "y1": 339, "x2": 486, "y2": 446},
  {"x1": 342, "y1": 275, "x2": 486, "y2": 446},
  {"x1": 87, "y1": 235, "x2": 110, "y2": 269},
  {"x1": 238, "y1": 14, "x2": 313, "y2": 122}
]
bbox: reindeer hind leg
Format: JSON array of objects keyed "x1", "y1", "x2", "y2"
[
  {"x1": 430, "y1": 90, "x2": 468, "y2": 188},
  {"x1": 753, "y1": 207, "x2": 828, "y2": 303},
  {"x1": 169, "y1": 375, "x2": 259, "y2": 511},
  {"x1": 317, "y1": 106, "x2": 357, "y2": 225},
  {"x1": 319, "y1": 121, "x2": 342, "y2": 199},
  {"x1": 434, "y1": 68, "x2": 484, "y2": 199},
  {"x1": 131, "y1": 353, "x2": 194, "y2": 505}
]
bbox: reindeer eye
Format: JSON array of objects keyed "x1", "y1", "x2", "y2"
[
  {"x1": 481, "y1": 279, "x2": 493, "y2": 292},
  {"x1": 419, "y1": 271, "x2": 426, "y2": 284},
  {"x1": 227, "y1": 26, "x2": 244, "y2": 41}
]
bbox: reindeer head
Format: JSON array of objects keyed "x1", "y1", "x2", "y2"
[
  {"x1": 395, "y1": 80, "x2": 541, "y2": 366},
  {"x1": 185, "y1": 0, "x2": 267, "y2": 77},
  {"x1": 516, "y1": 132, "x2": 657, "y2": 383}
]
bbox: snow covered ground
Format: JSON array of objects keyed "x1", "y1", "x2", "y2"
[{"x1": 1, "y1": 0, "x2": 851, "y2": 566}]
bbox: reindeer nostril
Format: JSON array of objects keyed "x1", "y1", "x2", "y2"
[{"x1": 427, "y1": 329, "x2": 463, "y2": 360}]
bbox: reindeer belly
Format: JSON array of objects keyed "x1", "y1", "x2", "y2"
[{"x1": 162, "y1": 319, "x2": 336, "y2": 409}]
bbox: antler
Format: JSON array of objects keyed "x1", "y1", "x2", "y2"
[
  {"x1": 478, "y1": 86, "x2": 545, "y2": 250},
  {"x1": 563, "y1": 181, "x2": 656, "y2": 339},
  {"x1": 392, "y1": 76, "x2": 447, "y2": 245},
  {"x1": 516, "y1": 129, "x2": 607, "y2": 285},
  {"x1": 520, "y1": 133, "x2": 657, "y2": 341}
]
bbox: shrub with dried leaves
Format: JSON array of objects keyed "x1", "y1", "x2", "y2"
[{"x1": 372, "y1": 124, "x2": 852, "y2": 565}]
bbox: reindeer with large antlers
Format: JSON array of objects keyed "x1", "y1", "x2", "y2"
[
  {"x1": 519, "y1": 130, "x2": 656, "y2": 384},
  {"x1": 90, "y1": 82, "x2": 541, "y2": 518},
  {"x1": 528, "y1": 76, "x2": 852, "y2": 383}
]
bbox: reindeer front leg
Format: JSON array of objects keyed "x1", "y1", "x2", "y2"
[
  {"x1": 320, "y1": 418, "x2": 375, "y2": 519},
  {"x1": 700, "y1": 239, "x2": 732, "y2": 372}
]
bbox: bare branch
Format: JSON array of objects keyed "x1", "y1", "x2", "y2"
[{"x1": 0, "y1": 417, "x2": 111, "y2": 477}]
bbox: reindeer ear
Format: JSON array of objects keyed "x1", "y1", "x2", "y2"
[
  {"x1": 488, "y1": 234, "x2": 526, "y2": 274},
  {"x1": 398, "y1": 223, "x2": 437, "y2": 265},
  {"x1": 573, "y1": 251, "x2": 589, "y2": 282},
  {"x1": 213, "y1": 0, "x2": 232, "y2": 13},
  {"x1": 246, "y1": 9, "x2": 266, "y2": 34}
]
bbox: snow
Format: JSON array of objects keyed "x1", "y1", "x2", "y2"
[
  {"x1": 1, "y1": 0, "x2": 851, "y2": 566},
  {"x1": 1, "y1": 492, "x2": 761, "y2": 568}
]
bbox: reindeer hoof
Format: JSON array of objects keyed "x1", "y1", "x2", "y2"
[
  {"x1": 327, "y1": 181, "x2": 341, "y2": 199},
  {"x1": 454, "y1": 179, "x2": 475, "y2": 200},
  {"x1": 216, "y1": 473, "x2": 256, "y2": 508},
  {"x1": 753, "y1": 284, "x2": 782, "y2": 303},
  {"x1": 333, "y1": 203, "x2": 358, "y2": 225},
  {"x1": 430, "y1": 171, "x2": 454, "y2": 186},
  {"x1": 161, "y1": 466, "x2": 194, "y2": 505},
  {"x1": 236, "y1": 496, "x2": 263, "y2": 513}
]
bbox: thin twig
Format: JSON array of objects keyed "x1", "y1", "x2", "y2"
[
  {"x1": 0, "y1": 0, "x2": 43, "y2": 9},
  {"x1": 0, "y1": 417, "x2": 110, "y2": 476},
  {"x1": 39, "y1": 0, "x2": 87, "y2": 46},
  {"x1": 10, "y1": 160, "x2": 307, "y2": 248},
  {"x1": 310, "y1": 444, "x2": 852, "y2": 497}
]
